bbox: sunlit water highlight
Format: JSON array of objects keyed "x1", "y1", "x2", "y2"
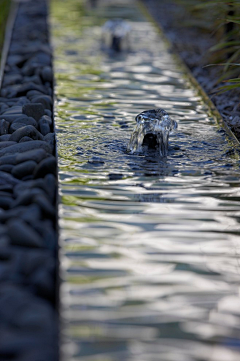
[{"x1": 51, "y1": 0, "x2": 240, "y2": 360}]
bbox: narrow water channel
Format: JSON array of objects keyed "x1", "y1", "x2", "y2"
[{"x1": 52, "y1": 1, "x2": 240, "y2": 360}]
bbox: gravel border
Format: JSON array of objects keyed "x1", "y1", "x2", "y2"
[
  {"x1": 0, "y1": 0, "x2": 58, "y2": 360},
  {"x1": 142, "y1": 0, "x2": 240, "y2": 139}
]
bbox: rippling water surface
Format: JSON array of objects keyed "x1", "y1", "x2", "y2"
[{"x1": 51, "y1": 0, "x2": 240, "y2": 360}]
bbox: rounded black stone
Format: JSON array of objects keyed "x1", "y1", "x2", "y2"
[
  {"x1": 9, "y1": 122, "x2": 27, "y2": 133},
  {"x1": 43, "y1": 133, "x2": 55, "y2": 154},
  {"x1": 0, "y1": 196, "x2": 13, "y2": 210},
  {"x1": 44, "y1": 109, "x2": 52, "y2": 117},
  {"x1": 0, "y1": 171, "x2": 20, "y2": 185},
  {"x1": 0, "y1": 113, "x2": 23, "y2": 124},
  {"x1": 0, "y1": 134, "x2": 11, "y2": 142},
  {"x1": 0, "y1": 119, "x2": 9, "y2": 135},
  {"x1": 9, "y1": 126, "x2": 44, "y2": 142},
  {"x1": 21, "y1": 203, "x2": 42, "y2": 224},
  {"x1": 22, "y1": 103, "x2": 45, "y2": 121},
  {"x1": 0, "y1": 164, "x2": 15, "y2": 173},
  {"x1": 44, "y1": 173, "x2": 56, "y2": 203},
  {"x1": 2, "y1": 105, "x2": 22, "y2": 115},
  {"x1": 12, "y1": 187, "x2": 44, "y2": 207},
  {"x1": 19, "y1": 136, "x2": 33, "y2": 142},
  {"x1": 41, "y1": 66, "x2": 53, "y2": 83},
  {"x1": 0, "y1": 103, "x2": 9, "y2": 114},
  {"x1": 31, "y1": 95, "x2": 52, "y2": 110},
  {"x1": 7, "y1": 219, "x2": 43, "y2": 247},
  {"x1": 0, "y1": 154, "x2": 17, "y2": 166},
  {"x1": 11, "y1": 160, "x2": 37, "y2": 179},
  {"x1": 0, "y1": 141, "x2": 16, "y2": 149},
  {"x1": 34, "y1": 194, "x2": 55, "y2": 219},
  {"x1": 39, "y1": 116, "x2": 51, "y2": 135},
  {"x1": 16, "y1": 148, "x2": 48, "y2": 164},
  {"x1": 34, "y1": 156, "x2": 56, "y2": 179},
  {"x1": 15, "y1": 82, "x2": 47, "y2": 97},
  {"x1": 12, "y1": 115, "x2": 38, "y2": 128}
]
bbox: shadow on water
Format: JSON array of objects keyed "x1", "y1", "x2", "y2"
[{"x1": 51, "y1": 0, "x2": 240, "y2": 360}]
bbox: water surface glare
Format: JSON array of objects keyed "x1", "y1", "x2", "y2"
[{"x1": 51, "y1": 0, "x2": 240, "y2": 360}]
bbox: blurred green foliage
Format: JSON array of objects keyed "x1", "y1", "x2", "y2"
[
  {"x1": 0, "y1": 0, "x2": 11, "y2": 63},
  {"x1": 176, "y1": 0, "x2": 240, "y2": 92}
]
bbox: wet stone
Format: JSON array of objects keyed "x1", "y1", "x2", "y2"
[
  {"x1": 3, "y1": 105, "x2": 23, "y2": 115},
  {"x1": 0, "y1": 134, "x2": 11, "y2": 142},
  {"x1": 0, "y1": 196, "x2": 14, "y2": 210},
  {"x1": 0, "y1": 171, "x2": 21, "y2": 186},
  {"x1": 30, "y1": 265, "x2": 55, "y2": 300},
  {"x1": 0, "y1": 140, "x2": 52, "y2": 157},
  {"x1": 15, "y1": 96, "x2": 30, "y2": 106},
  {"x1": 0, "y1": 164, "x2": 15, "y2": 173},
  {"x1": 19, "y1": 136, "x2": 33, "y2": 142},
  {"x1": 22, "y1": 103, "x2": 45, "y2": 121},
  {"x1": 13, "y1": 178, "x2": 47, "y2": 195},
  {"x1": 21, "y1": 204, "x2": 42, "y2": 224},
  {"x1": 0, "y1": 235, "x2": 10, "y2": 250},
  {"x1": 34, "y1": 194, "x2": 55, "y2": 219},
  {"x1": 12, "y1": 188, "x2": 45, "y2": 207},
  {"x1": 39, "y1": 116, "x2": 51, "y2": 135},
  {"x1": 29, "y1": 52, "x2": 51, "y2": 66},
  {"x1": 0, "y1": 284, "x2": 55, "y2": 330},
  {"x1": 15, "y1": 82, "x2": 47, "y2": 97},
  {"x1": 0, "y1": 184, "x2": 13, "y2": 193},
  {"x1": 0, "y1": 191, "x2": 13, "y2": 198},
  {"x1": 34, "y1": 156, "x2": 56, "y2": 179},
  {"x1": 0, "y1": 0, "x2": 57, "y2": 355},
  {"x1": 16, "y1": 148, "x2": 48, "y2": 164},
  {"x1": 7, "y1": 219, "x2": 43, "y2": 248},
  {"x1": 7, "y1": 54, "x2": 25, "y2": 67},
  {"x1": 44, "y1": 109, "x2": 52, "y2": 117},
  {"x1": 0, "y1": 103, "x2": 9, "y2": 114},
  {"x1": 22, "y1": 174, "x2": 34, "y2": 181},
  {"x1": 0, "y1": 113, "x2": 23, "y2": 124},
  {"x1": 0, "y1": 119, "x2": 9, "y2": 135},
  {"x1": 0, "y1": 154, "x2": 17, "y2": 166},
  {"x1": 2, "y1": 74, "x2": 23, "y2": 87},
  {"x1": 11, "y1": 160, "x2": 37, "y2": 179},
  {"x1": 41, "y1": 66, "x2": 53, "y2": 83},
  {"x1": 31, "y1": 95, "x2": 52, "y2": 110},
  {"x1": 24, "y1": 74, "x2": 42, "y2": 85},
  {"x1": 12, "y1": 115, "x2": 38, "y2": 128},
  {"x1": 9, "y1": 122, "x2": 27, "y2": 133},
  {"x1": 44, "y1": 173, "x2": 56, "y2": 203},
  {"x1": 40, "y1": 114, "x2": 52, "y2": 126},
  {"x1": 43, "y1": 132, "x2": 55, "y2": 154},
  {"x1": 21, "y1": 63, "x2": 37, "y2": 77},
  {"x1": 9, "y1": 125, "x2": 44, "y2": 142},
  {"x1": 0, "y1": 141, "x2": 16, "y2": 149},
  {"x1": 27, "y1": 90, "x2": 45, "y2": 100}
]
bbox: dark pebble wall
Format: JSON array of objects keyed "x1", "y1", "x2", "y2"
[{"x1": 0, "y1": 0, "x2": 58, "y2": 360}]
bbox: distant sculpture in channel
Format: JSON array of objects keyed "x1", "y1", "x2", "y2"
[
  {"x1": 127, "y1": 109, "x2": 178, "y2": 157},
  {"x1": 102, "y1": 19, "x2": 131, "y2": 52}
]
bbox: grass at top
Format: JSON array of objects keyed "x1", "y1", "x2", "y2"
[
  {"x1": 0, "y1": 0, "x2": 11, "y2": 63},
  {"x1": 175, "y1": 0, "x2": 240, "y2": 93}
]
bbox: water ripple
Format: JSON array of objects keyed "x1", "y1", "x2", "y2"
[{"x1": 52, "y1": 0, "x2": 240, "y2": 360}]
